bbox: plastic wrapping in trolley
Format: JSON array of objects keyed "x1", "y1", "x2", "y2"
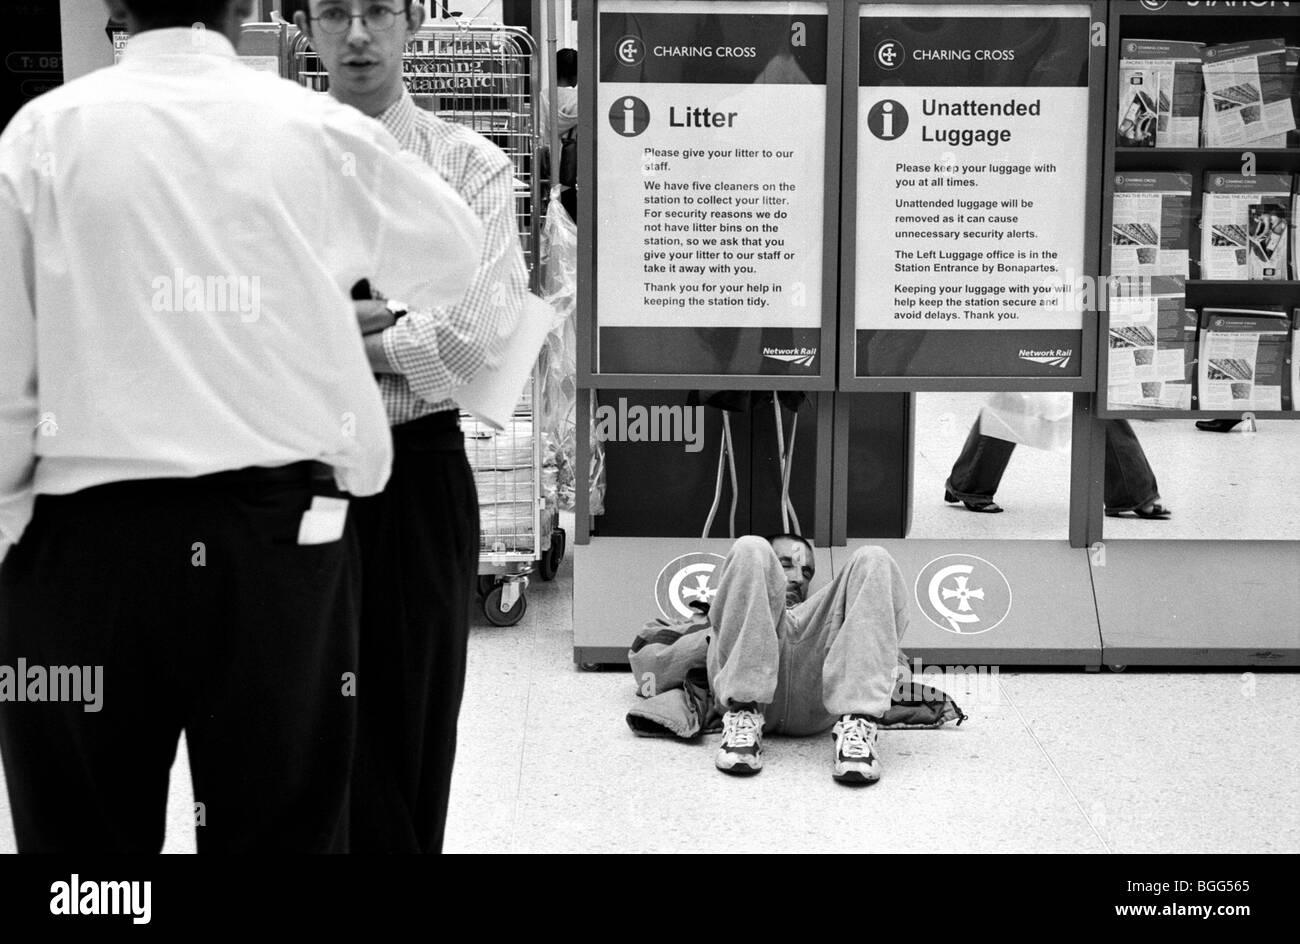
[
  {"x1": 848, "y1": 2, "x2": 1098, "y2": 384},
  {"x1": 590, "y1": 0, "x2": 838, "y2": 383}
]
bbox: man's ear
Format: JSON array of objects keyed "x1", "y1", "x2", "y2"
[{"x1": 235, "y1": 0, "x2": 257, "y2": 21}]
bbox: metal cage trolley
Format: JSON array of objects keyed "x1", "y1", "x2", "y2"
[{"x1": 278, "y1": 18, "x2": 564, "y2": 626}]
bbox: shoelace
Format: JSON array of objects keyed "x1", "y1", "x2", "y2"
[
  {"x1": 838, "y1": 718, "x2": 876, "y2": 759},
  {"x1": 723, "y1": 712, "x2": 759, "y2": 748}
]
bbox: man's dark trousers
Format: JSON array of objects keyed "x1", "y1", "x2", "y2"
[
  {"x1": 350, "y1": 411, "x2": 478, "y2": 854},
  {"x1": 0, "y1": 464, "x2": 361, "y2": 853},
  {"x1": 946, "y1": 418, "x2": 1160, "y2": 513}
]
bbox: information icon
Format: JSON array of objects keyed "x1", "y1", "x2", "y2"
[
  {"x1": 608, "y1": 95, "x2": 651, "y2": 137},
  {"x1": 866, "y1": 100, "x2": 909, "y2": 140}
]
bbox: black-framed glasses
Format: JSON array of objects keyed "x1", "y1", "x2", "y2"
[{"x1": 310, "y1": 5, "x2": 405, "y2": 35}]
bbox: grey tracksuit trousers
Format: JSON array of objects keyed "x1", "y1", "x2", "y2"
[{"x1": 705, "y1": 536, "x2": 909, "y2": 735}]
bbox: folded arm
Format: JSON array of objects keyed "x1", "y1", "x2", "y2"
[{"x1": 379, "y1": 162, "x2": 528, "y2": 405}]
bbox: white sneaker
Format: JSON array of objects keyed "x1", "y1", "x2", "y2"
[
  {"x1": 832, "y1": 715, "x2": 881, "y2": 784},
  {"x1": 715, "y1": 707, "x2": 764, "y2": 776}
]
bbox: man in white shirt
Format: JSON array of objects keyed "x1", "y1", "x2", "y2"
[
  {"x1": 291, "y1": 0, "x2": 527, "y2": 853},
  {"x1": 0, "y1": 0, "x2": 483, "y2": 852}
]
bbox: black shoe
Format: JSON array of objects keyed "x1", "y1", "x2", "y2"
[
  {"x1": 945, "y1": 490, "x2": 1003, "y2": 514},
  {"x1": 1105, "y1": 503, "x2": 1172, "y2": 520},
  {"x1": 1195, "y1": 419, "x2": 1241, "y2": 432}
]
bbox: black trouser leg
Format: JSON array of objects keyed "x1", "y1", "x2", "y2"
[
  {"x1": 560, "y1": 186, "x2": 577, "y2": 224},
  {"x1": 1102, "y1": 419, "x2": 1160, "y2": 512},
  {"x1": 186, "y1": 485, "x2": 361, "y2": 854},
  {"x1": 945, "y1": 419, "x2": 1017, "y2": 503},
  {"x1": 350, "y1": 417, "x2": 478, "y2": 854},
  {"x1": 0, "y1": 473, "x2": 360, "y2": 853}
]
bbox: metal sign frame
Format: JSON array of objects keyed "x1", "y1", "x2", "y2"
[
  {"x1": 838, "y1": 0, "x2": 1107, "y2": 392},
  {"x1": 577, "y1": 0, "x2": 842, "y2": 391}
]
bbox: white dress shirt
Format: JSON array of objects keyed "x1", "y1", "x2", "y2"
[{"x1": 0, "y1": 28, "x2": 485, "y2": 548}]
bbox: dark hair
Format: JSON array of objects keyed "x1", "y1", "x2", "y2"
[
  {"x1": 557, "y1": 48, "x2": 578, "y2": 84},
  {"x1": 120, "y1": 0, "x2": 236, "y2": 28}
]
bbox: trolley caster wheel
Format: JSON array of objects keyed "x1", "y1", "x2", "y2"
[
  {"x1": 537, "y1": 530, "x2": 564, "y2": 581},
  {"x1": 1108, "y1": 664, "x2": 1127, "y2": 673},
  {"x1": 579, "y1": 662, "x2": 602, "y2": 672},
  {"x1": 483, "y1": 584, "x2": 527, "y2": 626},
  {"x1": 477, "y1": 575, "x2": 497, "y2": 598}
]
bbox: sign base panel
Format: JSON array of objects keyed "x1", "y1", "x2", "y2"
[
  {"x1": 1090, "y1": 540, "x2": 1300, "y2": 667},
  {"x1": 572, "y1": 537, "x2": 1097, "y2": 666},
  {"x1": 573, "y1": 538, "x2": 834, "y2": 666},
  {"x1": 839, "y1": 539, "x2": 1101, "y2": 667}
]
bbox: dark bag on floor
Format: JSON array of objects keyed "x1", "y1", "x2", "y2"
[{"x1": 877, "y1": 684, "x2": 967, "y2": 730}]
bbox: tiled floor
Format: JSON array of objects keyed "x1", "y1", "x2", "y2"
[
  {"x1": 3, "y1": 405, "x2": 1298, "y2": 854},
  {"x1": 443, "y1": 565, "x2": 1299, "y2": 854},
  {"x1": 7, "y1": 560, "x2": 1293, "y2": 855}
]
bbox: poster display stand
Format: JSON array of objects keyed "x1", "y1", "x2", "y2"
[
  {"x1": 573, "y1": 0, "x2": 1299, "y2": 670},
  {"x1": 1086, "y1": 0, "x2": 1300, "y2": 668},
  {"x1": 1098, "y1": 1, "x2": 1300, "y2": 422},
  {"x1": 579, "y1": 0, "x2": 841, "y2": 388},
  {"x1": 573, "y1": 1, "x2": 840, "y2": 662},
  {"x1": 840, "y1": 0, "x2": 1105, "y2": 391}
]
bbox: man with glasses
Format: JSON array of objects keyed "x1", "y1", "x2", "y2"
[
  {"x1": 0, "y1": 0, "x2": 484, "y2": 852},
  {"x1": 292, "y1": 0, "x2": 527, "y2": 853}
]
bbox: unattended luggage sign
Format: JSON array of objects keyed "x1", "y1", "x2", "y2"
[
  {"x1": 854, "y1": 2, "x2": 1092, "y2": 380},
  {"x1": 595, "y1": 0, "x2": 829, "y2": 377}
]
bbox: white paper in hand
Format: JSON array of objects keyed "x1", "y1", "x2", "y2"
[{"x1": 454, "y1": 294, "x2": 556, "y2": 431}]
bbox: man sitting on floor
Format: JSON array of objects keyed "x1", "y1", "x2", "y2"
[{"x1": 627, "y1": 535, "x2": 961, "y2": 786}]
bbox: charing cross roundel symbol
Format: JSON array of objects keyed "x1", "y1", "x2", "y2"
[
  {"x1": 942, "y1": 571, "x2": 983, "y2": 611},
  {"x1": 654, "y1": 553, "x2": 726, "y2": 622},
  {"x1": 914, "y1": 554, "x2": 1013, "y2": 636},
  {"x1": 616, "y1": 35, "x2": 644, "y2": 66}
]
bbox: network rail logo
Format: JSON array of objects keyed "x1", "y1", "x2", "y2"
[
  {"x1": 762, "y1": 346, "x2": 817, "y2": 367},
  {"x1": 1018, "y1": 348, "x2": 1073, "y2": 369}
]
